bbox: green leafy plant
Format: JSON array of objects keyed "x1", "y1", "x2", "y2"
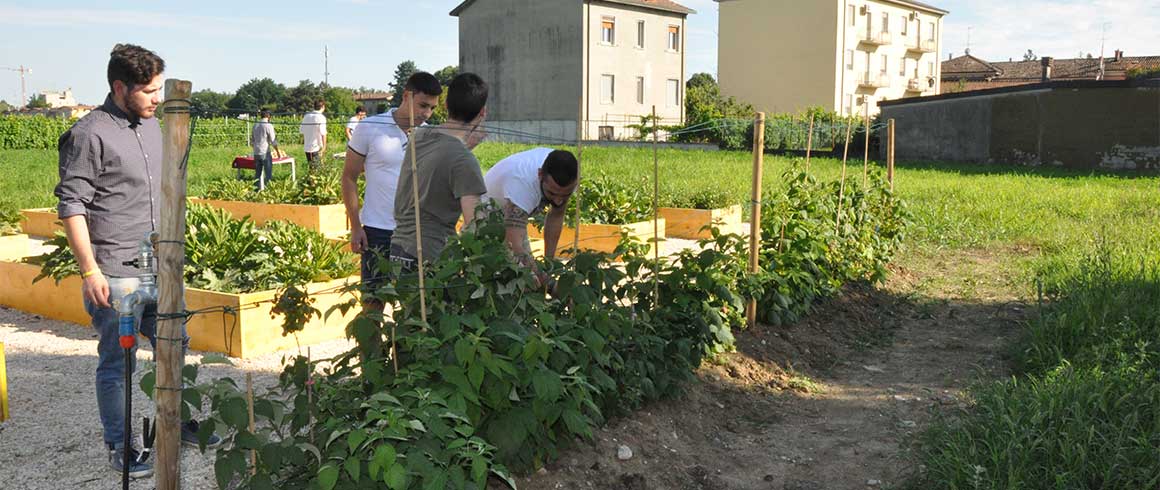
[
  {"x1": 559, "y1": 172, "x2": 653, "y2": 226},
  {"x1": 0, "y1": 204, "x2": 22, "y2": 236}
]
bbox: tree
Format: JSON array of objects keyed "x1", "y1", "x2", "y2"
[
  {"x1": 323, "y1": 86, "x2": 358, "y2": 117},
  {"x1": 229, "y1": 78, "x2": 286, "y2": 112},
  {"x1": 0, "y1": 100, "x2": 12, "y2": 112},
  {"x1": 1023, "y1": 49, "x2": 1038, "y2": 62},
  {"x1": 390, "y1": 60, "x2": 419, "y2": 107},
  {"x1": 191, "y1": 89, "x2": 231, "y2": 115},
  {"x1": 282, "y1": 80, "x2": 324, "y2": 114},
  {"x1": 434, "y1": 65, "x2": 458, "y2": 87},
  {"x1": 26, "y1": 94, "x2": 50, "y2": 109},
  {"x1": 686, "y1": 72, "x2": 716, "y2": 91}
]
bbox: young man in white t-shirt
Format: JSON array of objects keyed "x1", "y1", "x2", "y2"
[
  {"x1": 342, "y1": 73, "x2": 442, "y2": 306},
  {"x1": 483, "y1": 147, "x2": 579, "y2": 284},
  {"x1": 299, "y1": 99, "x2": 327, "y2": 172},
  {"x1": 345, "y1": 106, "x2": 366, "y2": 141}
]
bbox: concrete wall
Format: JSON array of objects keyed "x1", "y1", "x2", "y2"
[
  {"x1": 582, "y1": 1, "x2": 686, "y2": 140},
  {"x1": 458, "y1": 0, "x2": 582, "y2": 122},
  {"x1": 880, "y1": 83, "x2": 1160, "y2": 170}
]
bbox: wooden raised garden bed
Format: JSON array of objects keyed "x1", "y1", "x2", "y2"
[
  {"x1": 0, "y1": 234, "x2": 32, "y2": 262},
  {"x1": 19, "y1": 208, "x2": 60, "y2": 238},
  {"x1": 0, "y1": 259, "x2": 360, "y2": 359},
  {"x1": 189, "y1": 198, "x2": 350, "y2": 237},
  {"x1": 528, "y1": 219, "x2": 666, "y2": 256},
  {"x1": 658, "y1": 204, "x2": 747, "y2": 240}
]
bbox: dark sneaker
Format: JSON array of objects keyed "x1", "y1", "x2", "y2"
[
  {"x1": 181, "y1": 420, "x2": 223, "y2": 449},
  {"x1": 108, "y1": 445, "x2": 153, "y2": 479}
]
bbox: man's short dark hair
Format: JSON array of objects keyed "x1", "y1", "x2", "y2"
[
  {"x1": 259, "y1": 109, "x2": 271, "y2": 119},
  {"x1": 446, "y1": 73, "x2": 488, "y2": 123},
  {"x1": 542, "y1": 150, "x2": 578, "y2": 187},
  {"x1": 314, "y1": 99, "x2": 326, "y2": 110},
  {"x1": 355, "y1": 106, "x2": 367, "y2": 114},
  {"x1": 404, "y1": 72, "x2": 442, "y2": 98},
  {"x1": 107, "y1": 44, "x2": 165, "y2": 90}
]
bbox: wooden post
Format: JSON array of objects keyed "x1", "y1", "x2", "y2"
[
  {"x1": 745, "y1": 113, "x2": 766, "y2": 328},
  {"x1": 887, "y1": 118, "x2": 896, "y2": 191},
  {"x1": 306, "y1": 347, "x2": 313, "y2": 444},
  {"x1": 246, "y1": 373, "x2": 256, "y2": 475},
  {"x1": 405, "y1": 97, "x2": 425, "y2": 372},
  {"x1": 862, "y1": 115, "x2": 871, "y2": 187},
  {"x1": 804, "y1": 113, "x2": 815, "y2": 172},
  {"x1": 651, "y1": 106, "x2": 660, "y2": 305},
  {"x1": 155, "y1": 78, "x2": 193, "y2": 490},
  {"x1": 573, "y1": 98, "x2": 583, "y2": 256},
  {"x1": 836, "y1": 121, "x2": 854, "y2": 231}
]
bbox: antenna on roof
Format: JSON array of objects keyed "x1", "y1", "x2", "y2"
[
  {"x1": 1097, "y1": 22, "x2": 1110, "y2": 80},
  {"x1": 966, "y1": 26, "x2": 972, "y2": 55}
]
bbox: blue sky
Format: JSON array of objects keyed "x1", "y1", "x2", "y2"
[{"x1": 1, "y1": 0, "x2": 1158, "y2": 105}]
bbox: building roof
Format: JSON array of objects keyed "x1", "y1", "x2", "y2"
[
  {"x1": 353, "y1": 92, "x2": 392, "y2": 101},
  {"x1": 713, "y1": 0, "x2": 946, "y2": 15},
  {"x1": 942, "y1": 53, "x2": 1160, "y2": 82},
  {"x1": 451, "y1": 0, "x2": 695, "y2": 16}
]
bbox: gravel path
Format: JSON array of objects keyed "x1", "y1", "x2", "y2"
[{"x1": 0, "y1": 306, "x2": 354, "y2": 490}]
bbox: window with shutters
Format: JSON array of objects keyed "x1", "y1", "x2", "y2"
[
  {"x1": 666, "y1": 79, "x2": 679, "y2": 107},
  {"x1": 601, "y1": 74, "x2": 615, "y2": 104},
  {"x1": 667, "y1": 25, "x2": 680, "y2": 52},
  {"x1": 636, "y1": 77, "x2": 645, "y2": 104},
  {"x1": 601, "y1": 17, "x2": 615, "y2": 45},
  {"x1": 637, "y1": 20, "x2": 645, "y2": 48}
]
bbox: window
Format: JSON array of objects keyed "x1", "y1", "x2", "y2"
[
  {"x1": 601, "y1": 74, "x2": 615, "y2": 104},
  {"x1": 899, "y1": 58, "x2": 906, "y2": 77},
  {"x1": 666, "y1": 79, "x2": 680, "y2": 107},
  {"x1": 927, "y1": 61, "x2": 935, "y2": 78},
  {"x1": 927, "y1": 22, "x2": 935, "y2": 41},
  {"x1": 667, "y1": 25, "x2": 681, "y2": 51},
  {"x1": 636, "y1": 77, "x2": 645, "y2": 104},
  {"x1": 845, "y1": 49, "x2": 854, "y2": 70},
  {"x1": 601, "y1": 17, "x2": 615, "y2": 44},
  {"x1": 844, "y1": 94, "x2": 853, "y2": 115},
  {"x1": 900, "y1": 16, "x2": 908, "y2": 36},
  {"x1": 598, "y1": 126, "x2": 615, "y2": 141},
  {"x1": 848, "y1": 5, "x2": 856, "y2": 26},
  {"x1": 880, "y1": 54, "x2": 888, "y2": 76},
  {"x1": 637, "y1": 20, "x2": 645, "y2": 48},
  {"x1": 881, "y1": 12, "x2": 889, "y2": 33}
]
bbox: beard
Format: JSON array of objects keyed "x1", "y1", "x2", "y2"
[{"x1": 126, "y1": 96, "x2": 158, "y2": 120}]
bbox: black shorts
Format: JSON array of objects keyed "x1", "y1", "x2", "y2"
[{"x1": 359, "y1": 226, "x2": 393, "y2": 296}]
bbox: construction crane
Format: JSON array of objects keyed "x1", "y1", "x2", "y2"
[{"x1": 1, "y1": 65, "x2": 32, "y2": 109}]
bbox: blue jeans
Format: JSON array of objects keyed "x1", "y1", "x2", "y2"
[
  {"x1": 360, "y1": 226, "x2": 394, "y2": 296},
  {"x1": 86, "y1": 275, "x2": 189, "y2": 447},
  {"x1": 254, "y1": 151, "x2": 273, "y2": 191}
]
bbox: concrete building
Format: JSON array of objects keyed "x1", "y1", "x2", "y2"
[
  {"x1": 718, "y1": 0, "x2": 947, "y2": 117},
  {"x1": 353, "y1": 92, "x2": 393, "y2": 114},
  {"x1": 451, "y1": 0, "x2": 693, "y2": 141},
  {"x1": 942, "y1": 51, "x2": 1160, "y2": 93},
  {"x1": 40, "y1": 88, "x2": 76, "y2": 108}
]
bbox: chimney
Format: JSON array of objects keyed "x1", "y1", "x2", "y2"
[
  {"x1": 1041, "y1": 56, "x2": 1054, "y2": 82},
  {"x1": 1114, "y1": 50, "x2": 1123, "y2": 62}
]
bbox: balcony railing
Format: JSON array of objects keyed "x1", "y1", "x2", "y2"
[
  {"x1": 858, "y1": 30, "x2": 892, "y2": 46},
  {"x1": 906, "y1": 39, "x2": 937, "y2": 53},
  {"x1": 905, "y1": 78, "x2": 924, "y2": 92},
  {"x1": 857, "y1": 72, "x2": 891, "y2": 89}
]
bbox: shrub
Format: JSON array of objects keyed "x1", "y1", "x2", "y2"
[{"x1": 0, "y1": 115, "x2": 75, "y2": 150}]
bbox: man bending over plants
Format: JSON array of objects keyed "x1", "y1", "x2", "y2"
[
  {"x1": 482, "y1": 148, "x2": 578, "y2": 288},
  {"x1": 390, "y1": 72, "x2": 489, "y2": 268},
  {"x1": 54, "y1": 43, "x2": 220, "y2": 480}
]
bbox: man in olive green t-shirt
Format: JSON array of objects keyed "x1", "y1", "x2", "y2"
[{"x1": 391, "y1": 72, "x2": 490, "y2": 265}]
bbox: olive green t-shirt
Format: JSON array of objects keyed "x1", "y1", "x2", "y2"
[{"x1": 392, "y1": 127, "x2": 486, "y2": 262}]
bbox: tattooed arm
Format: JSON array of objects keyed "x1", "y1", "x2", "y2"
[{"x1": 502, "y1": 199, "x2": 535, "y2": 268}]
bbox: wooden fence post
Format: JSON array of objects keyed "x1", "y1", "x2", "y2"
[
  {"x1": 887, "y1": 118, "x2": 896, "y2": 191},
  {"x1": 804, "y1": 113, "x2": 815, "y2": 172},
  {"x1": 862, "y1": 115, "x2": 871, "y2": 187},
  {"x1": 746, "y1": 113, "x2": 766, "y2": 328},
  {"x1": 651, "y1": 106, "x2": 660, "y2": 305},
  {"x1": 246, "y1": 373, "x2": 256, "y2": 475},
  {"x1": 836, "y1": 121, "x2": 854, "y2": 231},
  {"x1": 573, "y1": 98, "x2": 583, "y2": 255},
  {"x1": 156, "y1": 78, "x2": 193, "y2": 490}
]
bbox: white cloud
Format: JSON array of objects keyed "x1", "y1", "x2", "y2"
[
  {"x1": 0, "y1": 6, "x2": 365, "y2": 43},
  {"x1": 942, "y1": 0, "x2": 1160, "y2": 61}
]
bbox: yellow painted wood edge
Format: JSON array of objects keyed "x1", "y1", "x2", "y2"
[
  {"x1": 19, "y1": 208, "x2": 60, "y2": 238},
  {"x1": 0, "y1": 341, "x2": 8, "y2": 421},
  {"x1": 190, "y1": 198, "x2": 348, "y2": 235}
]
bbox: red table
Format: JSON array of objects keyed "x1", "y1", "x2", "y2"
[{"x1": 232, "y1": 155, "x2": 297, "y2": 183}]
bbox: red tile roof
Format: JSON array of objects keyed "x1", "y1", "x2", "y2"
[{"x1": 452, "y1": 0, "x2": 694, "y2": 16}]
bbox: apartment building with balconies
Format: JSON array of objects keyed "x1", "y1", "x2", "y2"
[{"x1": 718, "y1": 0, "x2": 947, "y2": 117}]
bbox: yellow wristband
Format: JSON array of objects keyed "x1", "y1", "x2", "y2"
[{"x1": 81, "y1": 269, "x2": 101, "y2": 279}]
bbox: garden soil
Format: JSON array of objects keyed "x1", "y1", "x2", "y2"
[{"x1": 0, "y1": 248, "x2": 1027, "y2": 490}]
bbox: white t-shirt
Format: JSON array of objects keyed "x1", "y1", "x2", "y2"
[
  {"x1": 299, "y1": 110, "x2": 327, "y2": 152},
  {"x1": 483, "y1": 147, "x2": 554, "y2": 215},
  {"x1": 348, "y1": 109, "x2": 408, "y2": 230},
  {"x1": 346, "y1": 116, "x2": 360, "y2": 134}
]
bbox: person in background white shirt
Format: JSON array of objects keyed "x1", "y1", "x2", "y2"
[
  {"x1": 341, "y1": 72, "x2": 442, "y2": 310},
  {"x1": 483, "y1": 147, "x2": 579, "y2": 287},
  {"x1": 345, "y1": 106, "x2": 367, "y2": 141},
  {"x1": 299, "y1": 99, "x2": 327, "y2": 172}
]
